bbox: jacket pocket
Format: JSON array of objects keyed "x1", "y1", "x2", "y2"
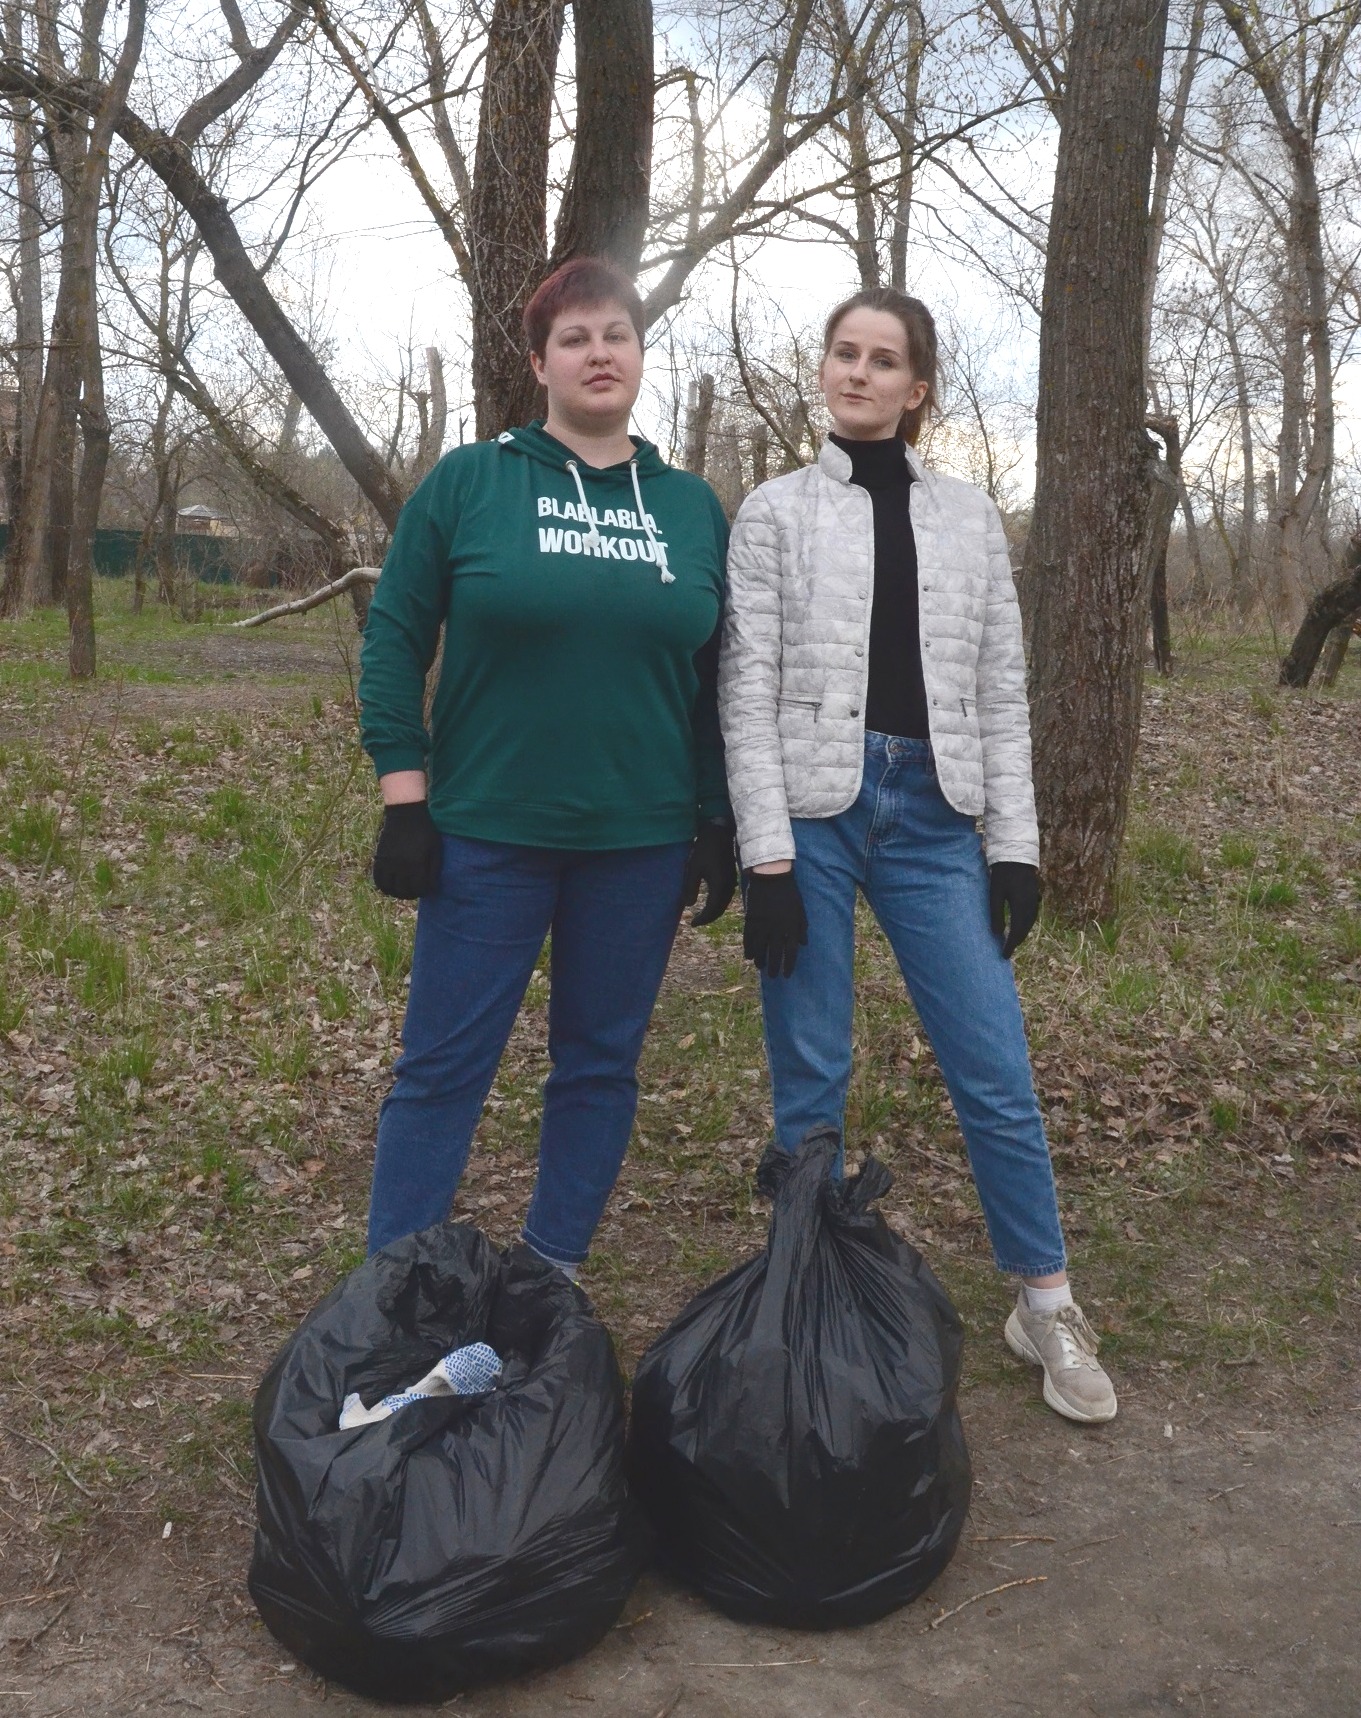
[{"x1": 778, "y1": 697, "x2": 822, "y2": 724}]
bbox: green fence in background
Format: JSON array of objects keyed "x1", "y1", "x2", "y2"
[{"x1": 0, "y1": 524, "x2": 247, "y2": 584}]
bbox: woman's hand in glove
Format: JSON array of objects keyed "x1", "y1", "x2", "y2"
[
  {"x1": 743, "y1": 867, "x2": 809, "y2": 979},
  {"x1": 683, "y1": 819, "x2": 738, "y2": 926},
  {"x1": 372, "y1": 801, "x2": 444, "y2": 899},
  {"x1": 989, "y1": 861, "x2": 1040, "y2": 959}
]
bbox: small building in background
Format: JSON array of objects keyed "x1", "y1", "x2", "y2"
[{"x1": 176, "y1": 503, "x2": 238, "y2": 538}]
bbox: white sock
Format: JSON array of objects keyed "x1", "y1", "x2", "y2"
[{"x1": 1023, "y1": 1281, "x2": 1075, "y2": 1316}]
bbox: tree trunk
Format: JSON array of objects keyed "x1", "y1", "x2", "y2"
[
  {"x1": 550, "y1": 0, "x2": 653, "y2": 275},
  {"x1": 1141, "y1": 0, "x2": 1205, "y2": 365},
  {"x1": 69, "y1": 263, "x2": 107, "y2": 680},
  {"x1": 1146, "y1": 416, "x2": 1181, "y2": 674},
  {"x1": 413, "y1": 347, "x2": 447, "y2": 477},
  {"x1": 751, "y1": 422, "x2": 769, "y2": 487},
  {"x1": 1023, "y1": 0, "x2": 1169, "y2": 924},
  {"x1": 684, "y1": 375, "x2": 715, "y2": 475},
  {"x1": 1210, "y1": 248, "x2": 1256, "y2": 612},
  {"x1": 468, "y1": 0, "x2": 565, "y2": 439},
  {"x1": 1178, "y1": 477, "x2": 1207, "y2": 603},
  {"x1": 12, "y1": 122, "x2": 85, "y2": 611},
  {"x1": 887, "y1": 2, "x2": 925, "y2": 293},
  {"x1": 0, "y1": 0, "x2": 45, "y2": 615},
  {"x1": 1218, "y1": 3, "x2": 1346, "y2": 632},
  {"x1": 1318, "y1": 618, "x2": 1355, "y2": 689},
  {"x1": 1278, "y1": 533, "x2": 1361, "y2": 688}
]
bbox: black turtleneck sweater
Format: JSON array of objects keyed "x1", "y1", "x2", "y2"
[{"x1": 830, "y1": 433, "x2": 929, "y2": 740}]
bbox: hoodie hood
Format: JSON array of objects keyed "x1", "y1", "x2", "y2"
[{"x1": 497, "y1": 420, "x2": 670, "y2": 481}]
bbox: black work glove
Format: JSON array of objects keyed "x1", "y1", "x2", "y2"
[
  {"x1": 683, "y1": 819, "x2": 738, "y2": 926},
  {"x1": 372, "y1": 801, "x2": 444, "y2": 899},
  {"x1": 989, "y1": 861, "x2": 1040, "y2": 959},
  {"x1": 742, "y1": 868, "x2": 808, "y2": 979}
]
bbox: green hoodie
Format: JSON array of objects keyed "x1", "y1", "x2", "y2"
[{"x1": 358, "y1": 422, "x2": 730, "y2": 850}]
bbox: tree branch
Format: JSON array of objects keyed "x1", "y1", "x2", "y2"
[{"x1": 232, "y1": 565, "x2": 379, "y2": 628}]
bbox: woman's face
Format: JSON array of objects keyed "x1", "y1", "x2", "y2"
[
  {"x1": 819, "y1": 307, "x2": 928, "y2": 441},
  {"x1": 530, "y1": 300, "x2": 644, "y2": 432}
]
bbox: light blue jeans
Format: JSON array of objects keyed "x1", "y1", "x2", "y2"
[{"x1": 759, "y1": 733, "x2": 1067, "y2": 1277}]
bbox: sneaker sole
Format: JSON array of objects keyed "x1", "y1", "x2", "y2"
[{"x1": 1004, "y1": 1310, "x2": 1118, "y2": 1425}]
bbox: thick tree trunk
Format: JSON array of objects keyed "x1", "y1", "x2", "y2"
[
  {"x1": 1278, "y1": 533, "x2": 1361, "y2": 689},
  {"x1": 468, "y1": 0, "x2": 565, "y2": 439},
  {"x1": 551, "y1": 0, "x2": 653, "y2": 275},
  {"x1": 13, "y1": 128, "x2": 84, "y2": 610},
  {"x1": 1023, "y1": 0, "x2": 1169, "y2": 924}
]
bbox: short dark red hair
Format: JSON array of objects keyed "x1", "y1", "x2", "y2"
[{"x1": 522, "y1": 257, "x2": 645, "y2": 357}]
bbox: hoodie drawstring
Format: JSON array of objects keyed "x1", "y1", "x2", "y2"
[
  {"x1": 564, "y1": 461, "x2": 602, "y2": 554},
  {"x1": 630, "y1": 459, "x2": 674, "y2": 583},
  {"x1": 563, "y1": 456, "x2": 674, "y2": 586}
]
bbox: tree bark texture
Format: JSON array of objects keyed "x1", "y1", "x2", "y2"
[
  {"x1": 1318, "y1": 618, "x2": 1355, "y2": 689},
  {"x1": 1023, "y1": 0, "x2": 1169, "y2": 924},
  {"x1": 1278, "y1": 533, "x2": 1361, "y2": 688},
  {"x1": 469, "y1": 0, "x2": 565, "y2": 438},
  {"x1": 551, "y1": 0, "x2": 652, "y2": 275}
]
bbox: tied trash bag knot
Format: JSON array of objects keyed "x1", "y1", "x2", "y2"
[{"x1": 628, "y1": 1126, "x2": 972, "y2": 1629}]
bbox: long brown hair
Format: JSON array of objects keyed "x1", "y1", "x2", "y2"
[{"x1": 822, "y1": 288, "x2": 939, "y2": 445}]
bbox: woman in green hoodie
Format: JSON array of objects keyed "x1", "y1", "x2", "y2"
[{"x1": 357, "y1": 258, "x2": 734, "y2": 1274}]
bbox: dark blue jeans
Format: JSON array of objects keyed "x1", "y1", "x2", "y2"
[
  {"x1": 367, "y1": 833, "x2": 689, "y2": 1263},
  {"x1": 761, "y1": 735, "x2": 1067, "y2": 1277}
]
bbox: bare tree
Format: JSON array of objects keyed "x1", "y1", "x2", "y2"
[{"x1": 1217, "y1": 0, "x2": 1360, "y2": 624}]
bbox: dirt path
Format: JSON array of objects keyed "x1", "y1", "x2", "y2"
[{"x1": 4, "y1": 1381, "x2": 1357, "y2": 1718}]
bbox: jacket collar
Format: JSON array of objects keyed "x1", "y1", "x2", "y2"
[{"x1": 817, "y1": 435, "x2": 930, "y2": 488}]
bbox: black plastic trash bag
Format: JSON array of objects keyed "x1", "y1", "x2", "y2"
[
  {"x1": 248, "y1": 1224, "x2": 648, "y2": 1702},
  {"x1": 628, "y1": 1128, "x2": 971, "y2": 1629}
]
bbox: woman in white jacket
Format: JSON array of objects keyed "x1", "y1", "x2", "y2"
[{"x1": 718, "y1": 288, "x2": 1115, "y2": 1424}]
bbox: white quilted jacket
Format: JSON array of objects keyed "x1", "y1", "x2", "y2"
[{"x1": 717, "y1": 437, "x2": 1039, "y2": 869}]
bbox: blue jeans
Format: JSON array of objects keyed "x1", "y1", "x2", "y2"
[
  {"x1": 760, "y1": 734, "x2": 1067, "y2": 1277},
  {"x1": 367, "y1": 833, "x2": 689, "y2": 1263}
]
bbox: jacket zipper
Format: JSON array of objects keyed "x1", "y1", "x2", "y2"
[{"x1": 780, "y1": 697, "x2": 822, "y2": 722}]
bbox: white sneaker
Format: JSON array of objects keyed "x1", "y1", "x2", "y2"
[{"x1": 1004, "y1": 1296, "x2": 1118, "y2": 1424}]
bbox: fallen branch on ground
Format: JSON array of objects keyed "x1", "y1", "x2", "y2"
[
  {"x1": 927, "y1": 1574, "x2": 1047, "y2": 1630},
  {"x1": 231, "y1": 567, "x2": 380, "y2": 628}
]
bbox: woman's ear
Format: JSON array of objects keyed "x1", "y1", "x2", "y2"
[
  {"x1": 907, "y1": 379, "x2": 929, "y2": 411},
  {"x1": 528, "y1": 349, "x2": 546, "y2": 385}
]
